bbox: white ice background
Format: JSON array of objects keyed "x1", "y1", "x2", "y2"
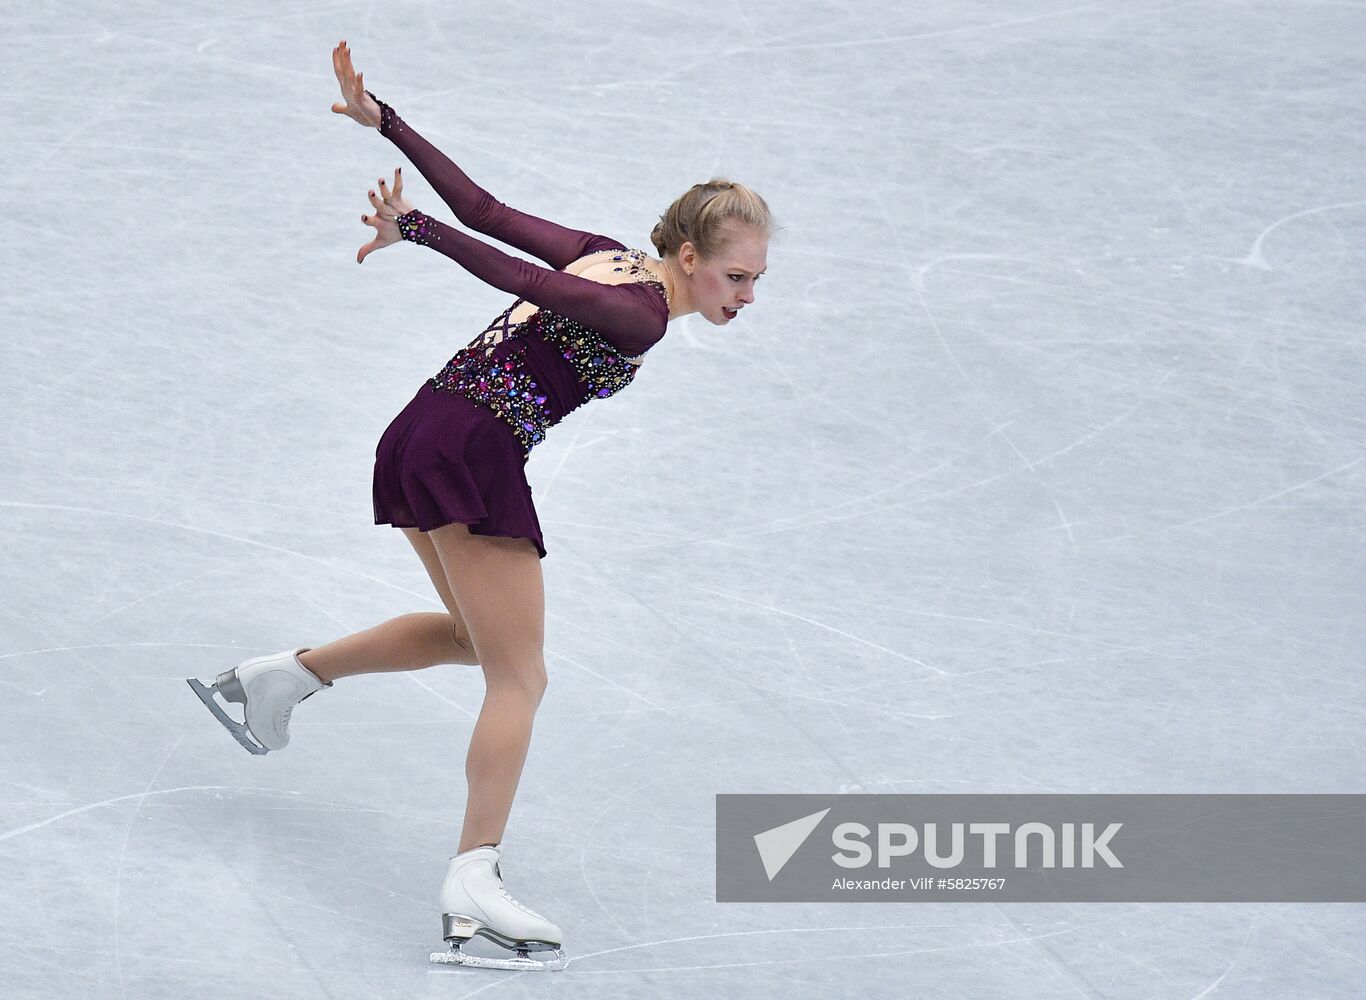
[{"x1": 2, "y1": 1, "x2": 1364, "y2": 997}]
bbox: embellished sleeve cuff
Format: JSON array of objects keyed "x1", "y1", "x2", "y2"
[
  {"x1": 365, "y1": 89, "x2": 400, "y2": 135},
  {"x1": 396, "y1": 209, "x2": 437, "y2": 246}
]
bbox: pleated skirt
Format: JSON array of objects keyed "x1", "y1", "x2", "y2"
[{"x1": 372, "y1": 382, "x2": 546, "y2": 558}]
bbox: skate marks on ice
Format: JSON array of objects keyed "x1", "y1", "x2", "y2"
[
  {"x1": 0, "y1": 785, "x2": 301, "y2": 844},
  {"x1": 425, "y1": 915, "x2": 1135, "y2": 980},
  {"x1": 592, "y1": 0, "x2": 1110, "y2": 93},
  {"x1": 1226, "y1": 198, "x2": 1366, "y2": 271}
]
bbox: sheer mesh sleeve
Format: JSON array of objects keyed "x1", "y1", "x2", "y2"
[
  {"x1": 368, "y1": 91, "x2": 617, "y2": 270},
  {"x1": 394, "y1": 210, "x2": 668, "y2": 357}
]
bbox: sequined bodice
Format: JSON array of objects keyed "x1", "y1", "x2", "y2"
[{"x1": 427, "y1": 249, "x2": 669, "y2": 457}]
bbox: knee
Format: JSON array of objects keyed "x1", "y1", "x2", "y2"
[
  {"x1": 483, "y1": 655, "x2": 547, "y2": 706},
  {"x1": 516, "y1": 662, "x2": 548, "y2": 707},
  {"x1": 448, "y1": 617, "x2": 478, "y2": 664}
]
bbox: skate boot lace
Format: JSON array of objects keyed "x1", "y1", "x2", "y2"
[
  {"x1": 496, "y1": 883, "x2": 543, "y2": 919},
  {"x1": 277, "y1": 702, "x2": 301, "y2": 740}
]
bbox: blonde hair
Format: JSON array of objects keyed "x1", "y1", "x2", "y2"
[{"x1": 650, "y1": 179, "x2": 772, "y2": 260}]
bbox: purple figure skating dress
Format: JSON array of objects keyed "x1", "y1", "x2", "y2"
[{"x1": 365, "y1": 94, "x2": 671, "y2": 558}]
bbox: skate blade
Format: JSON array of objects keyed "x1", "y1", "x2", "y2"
[
  {"x1": 186, "y1": 678, "x2": 269, "y2": 756},
  {"x1": 429, "y1": 945, "x2": 567, "y2": 972}
]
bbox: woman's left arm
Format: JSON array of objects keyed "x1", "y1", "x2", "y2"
[{"x1": 395, "y1": 210, "x2": 667, "y2": 356}]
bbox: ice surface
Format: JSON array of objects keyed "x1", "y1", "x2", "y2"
[{"x1": 2, "y1": 1, "x2": 1363, "y2": 997}]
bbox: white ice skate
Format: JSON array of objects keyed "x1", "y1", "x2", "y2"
[
  {"x1": 429, "y1": 845, "x2": 567, "y2": 972},
  {"x1": 186, "y1": 647, "x2": 329, "y2": 755}
]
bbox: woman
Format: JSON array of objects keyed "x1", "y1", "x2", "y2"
[{"x1": 188, "y1": 40, "x2": 773, "y2": 972}]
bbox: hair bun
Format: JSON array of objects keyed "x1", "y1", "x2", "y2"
[{"x1": 652, "y1": 179, "x2": 772, "y2": 261}]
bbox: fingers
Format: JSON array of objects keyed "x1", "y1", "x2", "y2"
[
  {"x1": 334, "y1": 40, "x2": 360, "y2": 98},
  {"x1": 359, "y1": 215, "x2": 381, "y2": 265},
  {"x1": 358, "y1": 219, "x2": 388, "y2": 263},
  {"x1": 392, "y1": 166, "x2": 403, "y2": 198},
  {"x1": 332, "y1": 42, "x2": 350, "y2": 90}
]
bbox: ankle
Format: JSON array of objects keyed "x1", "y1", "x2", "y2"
[
  {"x1": 296, "y1": 648, "x2": 332, "y2": 684},
  {"x1": 457, "y1": 840, "x2": 500, "y2": 855}
]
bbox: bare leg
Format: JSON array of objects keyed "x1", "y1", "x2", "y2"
[
  {"x1": 297, "y1": 527, "x2": 480, "y2": 683},
  {"x1": 426, "y1": 522, "x2": 547, "y2": 854},
  {"x1": 298, "y1": 612, "x2": 478, "y2": 683}
]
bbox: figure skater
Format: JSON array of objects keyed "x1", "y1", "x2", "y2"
[{"x1": 187, "y1": 40, "x2": 773, "y2": 971}]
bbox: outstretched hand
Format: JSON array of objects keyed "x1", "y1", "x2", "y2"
[
  {"x1": 331, "y1": 40, "x2": 381, "y2": 128},
  {"x1": 358, "y1": 168, "x2": 415, "y2": 264}
]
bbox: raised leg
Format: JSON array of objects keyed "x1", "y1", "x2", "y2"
[
  {"x1": 299, "y1": 612, "x2": 477, "y2": 683},
  {"x1": 296, "y1": 526, "x2": 480, "y2": 682}
]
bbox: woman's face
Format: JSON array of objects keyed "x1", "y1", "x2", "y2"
[{"x1": 684, "y1": 226, "x2": 769, "y2": 326}]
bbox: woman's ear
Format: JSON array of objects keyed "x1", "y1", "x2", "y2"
[{"x1": 677, "y1": 241, "x2": 697, "y2": 276}]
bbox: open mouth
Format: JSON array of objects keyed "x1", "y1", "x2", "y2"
[{"x1": 722, "y1": 306, "x2": 738, "y2": 319}]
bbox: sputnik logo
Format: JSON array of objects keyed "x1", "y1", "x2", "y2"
[{"x1": 753, "y1": 807, "x2": 832, "y2": 881}]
